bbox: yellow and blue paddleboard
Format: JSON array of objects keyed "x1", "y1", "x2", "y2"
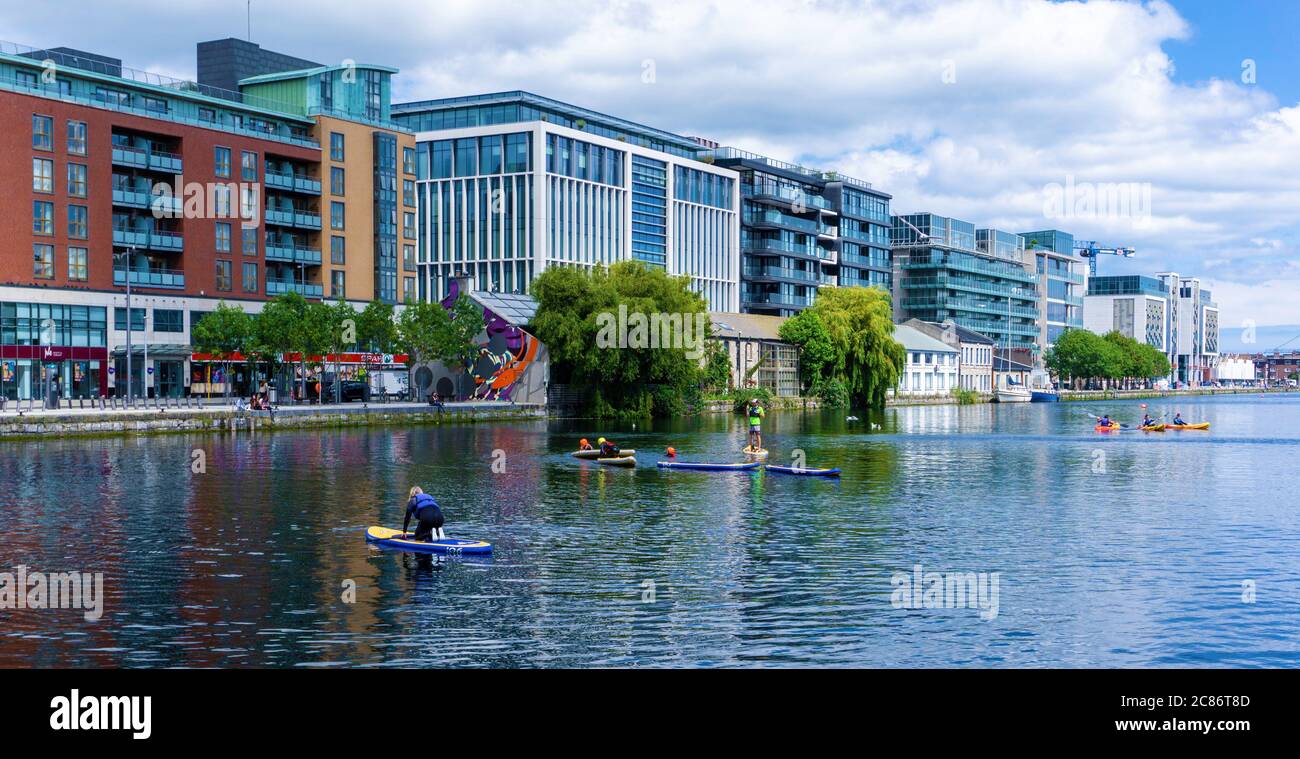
[{"x1": 365, "y1": 526, "x2": 492, "y2": 555}]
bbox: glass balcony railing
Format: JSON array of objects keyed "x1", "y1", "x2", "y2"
[
  {"x1": 294, "y1": 211, "x2": 322, "y2": 230},
  {"x1": 112, "y1": 228, "x2": 150, "y2": 247},
  {"x1": 113, "y1": 267, "x2": 184, "y2": 289},
  {"x1": 265, "y1": 244, "x2": 322, "y2": 265},
  {"x1": 744, "y1": 209, "x2": 821, "y2": 235},
  {"x1": 903, "y1": 297, "x2": 1040, "y2": 319},
  {"x1": 111, "y1": 145, "x2": 148, "y2": 169},
  {"x1": 742, "y1": 291, "x2": 813, "y2": 307},
  {"x1": 902, "y1": 275, "x2": 1038, "y2": 302},
  {"x1": 901, "y1": 257, "x2": 1037, "y2": 283},
  {"x1": 147, "y1": 150, "x2": 183, "y2": 174},
  {"x1": 742, "y1": 238, "x2": 832, "y2": 260},
  {"x1": 266, "y1": 280, "x2": 323, "y2": 298},
  {"x1": 265, "y1": 170, "x2": 322, "y2": 195},
  {"x1": 744, "y1": 265, "x2": 822, "y2": 283},
  {"x1": 265, "y1": 209, "x2": 295, "y2": 227},
  {"x1": 742, "y1": 183, "x2": 832, "y2": 211}
]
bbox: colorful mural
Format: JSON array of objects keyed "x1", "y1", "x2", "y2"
[{"x1": 440, "y1": 281, "x2": 544, "y2": 402}]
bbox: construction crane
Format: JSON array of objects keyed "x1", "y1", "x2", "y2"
[{"x1": 1073, "y1": 241, "x2": 1136, "y2": 276}]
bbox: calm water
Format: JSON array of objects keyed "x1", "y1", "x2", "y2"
[{"x1": 2, "y1": 394, "x2": 1297, "y2": 668}]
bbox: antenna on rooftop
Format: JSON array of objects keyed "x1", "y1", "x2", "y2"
[{"x1": 247, "y1": 1, "x2": 252, "y2": 42}]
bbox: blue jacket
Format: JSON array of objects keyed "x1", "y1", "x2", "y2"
[{"x1": 406, "y1": 493, "x2": 441, "y2": 519}]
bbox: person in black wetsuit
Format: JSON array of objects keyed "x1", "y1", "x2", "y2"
[
  {"x1": 402, "y1": 486, "x2": 445, "y2": 541},
  {"x1": 599, "y1": 437, "x2": 620, "y2": 457}
]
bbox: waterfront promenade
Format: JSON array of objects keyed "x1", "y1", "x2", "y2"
[{"x1": 0, "y1": 398, "x2": 544, "y2": 439}]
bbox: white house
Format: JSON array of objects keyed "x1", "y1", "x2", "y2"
[{"x1": 893, "y1": 323, "x2": 960, "y2": 396}]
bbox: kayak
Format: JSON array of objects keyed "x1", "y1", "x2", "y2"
[
  {"x1": 596, "y1": 456, "x2": 636, "y2": 467},
  {"x1": 572, "y1": 449, "x2": 635, "y2": 459},
  {"x1": 765, "y1": 465, "x2": 841, "y2": 477},
  {"x1": 1095, "y1": 425, "x2": 1122, "y2": 432},
  {"x1": 365, "y1": 526, "x2": 492, "y2": 555},
  {"x1": 656, "y1": 461, "x2": 761, "y2": 471},
  {"x1": 1167, "y1": 422, "x2": 1211, "y2": 430},
  {"x1": 1138, "y1": 424, "x2": 1166, "y2": 431},
  {"x1": 742, "y1": 446, "x2": 769, "y2": 460}
]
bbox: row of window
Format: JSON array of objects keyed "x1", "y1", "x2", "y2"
[
  {"x1": 33, "y1": 158, "x2": 89, "y2": 196},
  {"x1": 0, "y1": 301, "x2": 107, "y2": 348},
  {"x1": 32, "y1": 244, "x2": 88, "y2": 281},
  {"x1": 33, "y1": 202, "x2": 88, "y2": 239},
  {"x1": 112, "y1": 307, "x2": 184, "y2": 333},
  {"x1": 32, "y1": 115, "x2": 87, "y2": 155}
]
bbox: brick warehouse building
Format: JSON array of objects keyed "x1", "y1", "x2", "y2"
[{"x1": 0, "y1": 40, "x2": 417, "y2": 401}]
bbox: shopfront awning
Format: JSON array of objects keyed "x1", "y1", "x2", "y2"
[{"x1": 111, "y1": 344, "x2": 193, "y2": 358}]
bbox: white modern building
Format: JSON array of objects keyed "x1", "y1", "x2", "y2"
[
  {"x1": 1156, "y1": 272, "x2": 1220, "y2": 385},
  {"x1": 1214, "y1": 355, "x2": 1256, "y2": 385},
  {"x1": 892, "y1": 323, "x2": 960, "y2": 396},
  {"x1": 393, "y1": 92, "x2": 741, "y2": 312},
  {"x1": 1083, "y1": 275, "x2": 1171, "y2": 356}
]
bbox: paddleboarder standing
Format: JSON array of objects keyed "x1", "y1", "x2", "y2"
[{"x1": 746, "y1": 398, "x2": 766, "y2": 451}]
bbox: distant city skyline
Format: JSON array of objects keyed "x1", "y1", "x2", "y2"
[{"x1": 3, "y1": 0, "x2": 1297, "y2": 332}]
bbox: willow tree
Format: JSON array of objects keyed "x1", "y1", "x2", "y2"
[{"x1": 788, "y1": 287, "x2": 903, "y2": 409}]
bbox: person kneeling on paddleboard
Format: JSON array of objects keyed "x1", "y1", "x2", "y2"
[
  {"x1": 403, "y1": 486, "x2": 445, "y2": 542},
  {"x1": 746, "y1": 399, "x2": 766, "y2": 450},
  {"x1": 598, "y1": 437, "x2": 620, "y2": 457}
]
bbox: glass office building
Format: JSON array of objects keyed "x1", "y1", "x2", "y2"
[
  {"x1": 394, "y1": 92, "x2": 740, "y2": 311},
  {"x1": 892, "y1": 214, "x2": 1041, "y2": 353},
  {"x1": 1019, "y1": 229, "x2": 1086, "y2": 350},
  {"x1": 702, "y1": 147, "x2": 892, "y2": 316}
]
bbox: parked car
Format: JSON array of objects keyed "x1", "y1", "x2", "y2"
[{"x1": 322, "y1": 380, "x2": 369, "y2": 402}]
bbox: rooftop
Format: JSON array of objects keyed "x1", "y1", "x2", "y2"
[
  {"x1": 393, "y1": 90, "x2": 702, "y2": 153},
  {"x1": 239, "y1": 62, "x2": 400, "y2": 86},
  {"x1": 470, "y1": 290, "x2": 538, "y2": 328},
  {"x1": 893, "y1": 323, "x2": 959, "y2": 353}
]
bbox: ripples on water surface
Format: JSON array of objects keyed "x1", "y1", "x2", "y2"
[{"x1": 1, "y1": 393, "x2": 1297, "y2": 668}]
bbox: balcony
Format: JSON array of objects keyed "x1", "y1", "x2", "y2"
[
  {"x1": 265, "y1": 243, "x2": 322, "y2": 266},
  {"x1": 112, "y1": 186, "x2": 151, "y2": 209},
  {"x1": 742, "y1": 183, "x2": 832, "y2": 212},
  {"x1": 742, "y1": 238, "x2": 832, "y2": 261},
  {"x1": 112, "y1": 227, "x2": 150, "y2": 248},
  {"x1": 113, "y1": 227, "x2": 184, "y2": 252},
  {"x1": 150, "y1": 230, "x2": 184, "y2": 252},
  {"x1": 265, "y1": 170, "x2": 322, "y2": 195},
  {"x1": 742, "y1": 291, "x2": 812, "y2": 307},
  {"x1": 744, "y1": 265, "x2": 823, "y2": 283},
  {"x1": 148, "y1": 150, "x2": 183, "y2": 174},
  {"x1": 114, "y1": 267, "x2": 185, "y2": 289},
  {"x1": 745, "y1": 209, "x2": 821, "y2": 235},
  {"x1": 265, "y1": 208, "x2": 295, "y2": 227},
  {"x1": 111, "y1": 145, "x2": 148, "y2": 170},
  {"x1": 266, "y1": 279, "x2": 323, "y2": 298},
  {"x1": 294, "y1": 211, "x2": 322, "y2": 230}
]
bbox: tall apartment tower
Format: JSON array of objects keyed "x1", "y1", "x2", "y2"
[
  {"x1": 704, "y1": 148, "x2": 893, "y2": 316},
  {"x1": 0, "y1": 39, "x2": 415, "y2": 402}
]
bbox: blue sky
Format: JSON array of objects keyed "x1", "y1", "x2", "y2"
[{"x1": 1, "y1": 0, "x2": 1296, "y2": 344}]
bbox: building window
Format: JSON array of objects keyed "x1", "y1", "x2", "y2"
[
  {"x1": 67, "y1": 163, "x2": 87, "y2": 197},
  {"x1": 15, "y1": 69, "x2": 38, "y2": 88},
  {"x1": 403, "y1": 276, "x2": 415, "y2": 302},
  {"x1": 241, "y1": 151, "x2": 258, "y2": 181},
  {"x1": 33, "y1": 158, "x2": 54, "y2": 193},
  {"x1": 213, "y1": 184, "x2": 232, "y2": 217},
  {"x1": 33, "y1": 115, "x2": 53, "y2": 150},
  {"x1": 331, "y1": 201, "x2": 345, "y2": 230},
  {"x1": 33, "y1": 243, "x2": 55, "y2": 279},
  {"x1": 198, "y1": 107, "x2": 217, "y2": 124},
  {"x1": 403, "y1": 211, "x2": 415, "y2": 238},
  {"x1": 114, "y1": 308, "x2": 147, "y2": 331},
  {"x1": 403, "y1": 179, "x2": 415, "y2": 207},
  {"x1": 143, "y1": 96, "x2": 168, "y2": 114},
  {"x1": 240, "y1": 185, "x2": 258, "y2": 222},
  {"x1": 216, "y1": 260, "x2": 232, "y2": 291},
  {"x1": 242, "y1": 229, "x2": 258, "y2": 256},
  {"x1": 68, "y1": 247, "x2": 88, "y2": 281},
  {"x1": 242, "y1": 263, "x2": 258, "y2": 293},
  {"x1": 330, "y1": 132, "x2": 345, "y2": 162},
  {"x1": 154, "y1": 309, "x2": 184, "y2": 333},
  {"x1": 67, "y1": 205, "x2": 88, "y2": 239},
  {"x1": 330, "y1": 236, "x2": 345, "y2": 265},
  {"x1": 33, "y1": 201, "x2": 54, "y2": 235},
  {"x1": 216, "y1": 222, "x2": 231, "y2": 252},
  {"x1": 331, "y1": 166, "x2": 345, "y2": 196},
  {"x1": 403, "y1": 147, "x2": 416, "y2": 175},
  {"x1": 67, "y1": 120, "x2": 87, "y2": 155},
  {"x1": 331, "y1": 270, "x2": 346, "y2": 298},
  {"x1": 215, "y1": 147, "x2": 231, "y2": 178},
  {"x1": 403, "y1": 244, "x2": 415, "y2": 270}
]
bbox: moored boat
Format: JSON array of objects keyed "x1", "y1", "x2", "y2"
[{"x1": 996, "y1": 387, "x2": 1032, "y2": 403}]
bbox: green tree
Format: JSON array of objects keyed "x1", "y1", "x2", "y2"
[
  {"x1": 779, "y1": 308, "x2": 842, "y2": 402},
  {"x1": 356, "y1": 299, "x2": 398, "y2": 354},
  {"x1": 792, "y1": 287, "x2": 903, "y2": 409},
  {"x1": 319, "y1": 298, "x2": 358, "y2": 403},
  {"x1": 190, "y1": 302, "x2": 253, "y2": 400},
  {"x1": 397, "y1": 300, "x2": 451, "y2": 401},
  {"x1": 530, "y1": 260, "x2": 709, "y2": 417}
]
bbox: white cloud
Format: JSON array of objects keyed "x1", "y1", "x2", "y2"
[{"x1": 6, "y1": 0, "x2": 1300, "y2": 323}]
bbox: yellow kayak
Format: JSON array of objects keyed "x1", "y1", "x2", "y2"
[
  {"x1": 1139, "y1": 424, "x2": 1166, "y2": 431},
  {"x1": 1168, "y1": 422, "x2": 1210, "y2": 430}
]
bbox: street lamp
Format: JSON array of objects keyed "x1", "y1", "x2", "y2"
[{"x1": 113, "y1": 246, "x2": 135, "y2": 402}]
